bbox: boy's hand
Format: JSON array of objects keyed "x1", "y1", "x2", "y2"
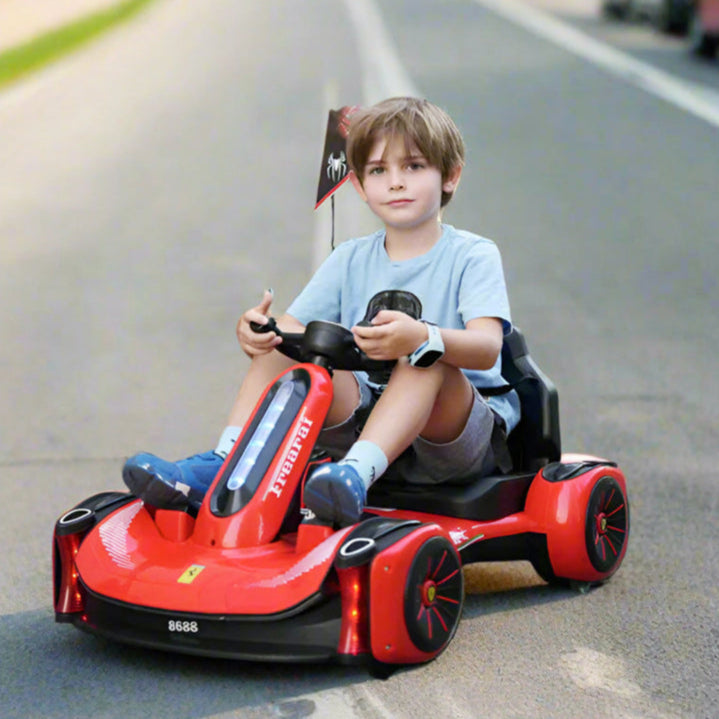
[
  {"x1": 236, "y1": 290, "x2": 282, "y2": 357},
  {"x1": 352, "y1": 310, "x2": 428, "y2": 360}
]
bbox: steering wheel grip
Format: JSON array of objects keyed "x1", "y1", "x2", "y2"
[
  {"x1": 249, "y1": 317, "x2": 278, "y2": 334},
  {"x1": 248, "y1": 315, "x2": 395, "y2": 375}
]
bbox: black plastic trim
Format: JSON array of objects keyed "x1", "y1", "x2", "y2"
[
  {"x1": 74, "y1": 583, "x2": 343, "y2": 662},
  {"x1": 542, "y1": 460, "x2": 618, "y2": 483},
  {"x1": 458, "y1": 532, "x2": 534, "y2": 564},
  {"x1": 335, "y1": 517, "x2": 421, "y2": 569},
  {"x1": 55, "y1": 492, "x2": 136, "y2": 537},
  {"x1": 367, "y1": 472, "x2": 535, "y2": 521}
]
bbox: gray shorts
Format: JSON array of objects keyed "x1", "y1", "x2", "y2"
[{"x1": 317, "y1": 372, "x2": 507, "y2": 485}]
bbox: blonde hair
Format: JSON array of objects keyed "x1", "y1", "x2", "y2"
[{"x1": 347, "y1": 97, "x2": 465, "y2": 207}]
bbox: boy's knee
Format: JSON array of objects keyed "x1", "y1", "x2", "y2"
[
  {"x1": 326, "y1": 371, "x2": 362, "y2": 426},
  {"x1": 391, "y1": 358, "x2": 459, "y2": 388}
]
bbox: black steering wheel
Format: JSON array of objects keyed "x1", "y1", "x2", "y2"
[
  {"x1": 249, "y1": 290, "x2": 422, "y2": 377},
  {"x1": 250, "y1": 317, "x2": 396, "y2": 374}
]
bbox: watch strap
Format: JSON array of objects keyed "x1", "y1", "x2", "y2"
[{"x1": 408, "y1": 320, "x2": 445, "y2": 368}]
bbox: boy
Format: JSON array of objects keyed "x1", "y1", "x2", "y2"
[{"x1": 123, "y1": 97, "x2": 520, "y2": 526}]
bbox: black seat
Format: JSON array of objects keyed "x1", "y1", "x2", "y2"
[
  {"x1": 500, "y1": 327, "x2": 561, "y2": 472},
  {"x1": 366, "y1": 328, "x2": 561, "y2": 520}
]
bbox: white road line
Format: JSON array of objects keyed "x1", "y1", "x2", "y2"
[
  {"x1": 306, "y1": 4, "x2": 424, "y2": 713},
  {"x1": 473, "y1": 0, "x2": 719, "y2": 130},
  {"x1": 341, "y1": 0, "x2": 420, "y2": 102}
]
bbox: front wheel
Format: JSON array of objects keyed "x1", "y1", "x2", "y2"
[{"x1": 403, "y1": 536, "x2": 464, "y2": 654}]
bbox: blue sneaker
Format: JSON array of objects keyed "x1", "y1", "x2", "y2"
[
  {"x1": 123, "y1": 451, "x2": 223, "y2": 510},
  {"x1": 304, "y1": 462, "x2": 367, "y2": 526}
]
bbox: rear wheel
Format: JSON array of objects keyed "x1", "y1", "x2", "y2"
[
  {"x1": 585, "y1": 476, "x2": 629, "y2": 574},
  {"x1": 403, "y1": 536, "x2": 464, "y2": 654},
  {"x1": 530, "y1": 473, "x2": 629, "y2": 587}
]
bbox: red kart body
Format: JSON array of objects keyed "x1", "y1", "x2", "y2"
[{"x1": 53, "y1": 321, "x2": 629, "y2": 672}]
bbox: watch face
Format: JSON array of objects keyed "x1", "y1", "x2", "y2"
[{"x1": 414, "y1": 349, "x2": 443, "y2": 368}]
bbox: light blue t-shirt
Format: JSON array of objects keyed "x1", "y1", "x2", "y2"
[{"x1": 287, "y1": 224, "x2": 520, "y2": 432}]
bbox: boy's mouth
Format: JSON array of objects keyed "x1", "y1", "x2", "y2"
[{"x1": 386, "y1": 199, "x2": 413, "y2": 206}]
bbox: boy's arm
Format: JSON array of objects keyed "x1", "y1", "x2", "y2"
[
  {"x1": 436, "y1": 317, "x2": 503, "y2": 371},
  {"x1": 352, "y1": 311, "x2": 503, "y2": 371},
  {"x1": 236, "y1": 291, "x2": 306, "y2": 357}
]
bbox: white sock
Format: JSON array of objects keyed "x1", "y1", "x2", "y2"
[
  {"x1": 339, "y1": 440, "x2": 389, "y2": 489},
  {"x1": 215, "y1": 425, "x2": 242, "y2": 459}
]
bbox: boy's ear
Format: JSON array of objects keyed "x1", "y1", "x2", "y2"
[
  {"x1": 349, "y1": 171, "x2": 367, "y2": 201},
  {"x1": 443, "y1": 165, "x2": 463, "y2": 195}
]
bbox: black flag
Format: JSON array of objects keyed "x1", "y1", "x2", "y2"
[{"x1": 315, "y1": 106, "x2": 360, "y2": 209}]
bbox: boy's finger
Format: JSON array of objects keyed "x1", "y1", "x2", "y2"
[
  {"x1": 257, "y1": 288, "x2": 274, "y2": 314},
  {"x1": 352, "y1": 324, "x2": 377, "y2": 339},
  {"x1": 370, "y1": 309, "x2": 393, "y2": 325}
]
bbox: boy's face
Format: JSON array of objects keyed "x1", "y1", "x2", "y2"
[{"x1": 351, "y1": 135, "x2": 460, "y2": 234}]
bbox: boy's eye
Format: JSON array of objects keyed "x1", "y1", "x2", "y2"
[
  {"x1": 407, "y1": 162, "x2": 425, "y2": 171},
  {"x1": 368, "y1": 166, "x2": 384, "y2": 176}
]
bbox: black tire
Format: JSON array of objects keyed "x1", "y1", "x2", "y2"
[
  {"x1": 585, "y1": 476, "x2": 630, "y2": 574},
  {"x1": 403, "y1": 536, "x2": 464, "y2": 655}
]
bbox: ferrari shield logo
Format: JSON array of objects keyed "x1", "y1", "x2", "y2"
[{"x1": 177, "y1": 564, "x2": 205, "y2": 584}]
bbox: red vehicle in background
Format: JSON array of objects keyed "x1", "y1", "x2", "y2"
[{"x1": 689, "y1": 0, "x2": 719, "y2": 56}]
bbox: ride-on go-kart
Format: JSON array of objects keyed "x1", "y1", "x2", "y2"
[{"x1": 53, "y1": 291, "x2": 629, "y2": 673}]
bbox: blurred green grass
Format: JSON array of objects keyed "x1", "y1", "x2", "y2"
[{"x1": 0, "y1": 0, "x2": 156, "y2": 90}]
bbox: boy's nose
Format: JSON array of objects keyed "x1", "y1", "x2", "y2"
[{"x1": 388, "y1": 172, "x2": 405, "y2": 190}]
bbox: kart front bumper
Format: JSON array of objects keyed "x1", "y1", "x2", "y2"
[{"x1": 66, "y1": 583, "x2": 346, "y2": 663}]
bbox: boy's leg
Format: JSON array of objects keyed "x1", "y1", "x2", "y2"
[
  {"x1": 226, "y1": 351, "x2": 296, "y2": 428},
  {"x1": 227, "y1": 353, "x2": 360, "y2": 429},
  {"x1": 123, "y1": 351, "x2": 295, "y2": 509},
  {"x1": 124, "y1": 350, "x2": 361, "y2": 509},
  {"x1": 358, "y1": 359, "x2": 474, "y2": 463},
  {"x1": 304, "y1": 359, "x2": 475, "y2": 525}
]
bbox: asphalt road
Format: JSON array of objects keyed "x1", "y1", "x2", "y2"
[{"x1": 1, "y1": 1, "x2": 717, "y2": 717}]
